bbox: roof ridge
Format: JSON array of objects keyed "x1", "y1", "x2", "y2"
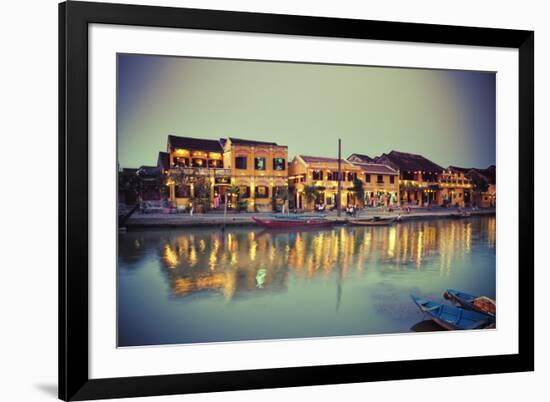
[{"x1": 168, "y1": 134, "x2": 220, "y2": 141}]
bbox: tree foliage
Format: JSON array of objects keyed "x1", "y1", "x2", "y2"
[
  {"x1": 303, "y1": 185, "x2": 319, "y2": 204},
  {"x1": 471, "y1": 176, "x2": 489, "y2": 194},
  {"x1": 349, "y1": 178, "x2": 365, "y2": 201}
]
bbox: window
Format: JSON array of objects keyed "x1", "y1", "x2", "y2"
[
  {"x1": 175, "y1": 185, "x2": 191, "y2": 198},
  {"x1": 192, "y1": 158, "x2": 206, "y2": 167},
  {"x1": 255, "y1": 157, "x2": 266, "y2": 170},
  {"x1": 173, "y1": 156, "x2": 189, "y2": 167},
  {"x1": 327, "y1": 172, "x2": 341, "y2": 181},
  {"x1": 312, "y1": 170, "x2": 323, "y2": 180},
  {"x1": 255, "y1": 186, "x2": 269, "y2": 198},
  {"x1": 273, "y1": 158, "x2": 286, "y2": 171},
  {"x1": 239, "y1": 186, "x2": 251, "y2": 199},
  {"x1": 235, "y1": 156, "x2": 247, "y2": 169},
  {"x1": 365, "y1": 174, "x2": 371, "y2": 183},
  {"x1": 390, "y1": 176, "x2": 395, "y2": 184},
  {"x1": 208, "y1": 159, "x2": 222, "y2": 168},
  {"x1": 377, "y1": 175, "x2": 384, "y2": 184},
  {"x1": 347, "y1": 172, "x2": 357, "y2": 182}
]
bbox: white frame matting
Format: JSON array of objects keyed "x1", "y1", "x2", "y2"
[{"x1": 89, "y1": 23, "x2": 518, "y2": 379}]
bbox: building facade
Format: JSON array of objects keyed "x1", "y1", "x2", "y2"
[
  {"x1": 449, "y1": 165, "x2": 495, "y2": 208},
  {"x1": 288, "y1": 155, "x2": 398, "y2": 211},
  {"x1": 374, "y1": 150, "x2": 444, "y2": 207},
  {"x1": 164, "y1": 135, "x2": 231, "y2": 211},
  {"x1": 222, "y1": 138, "x2": 288, "y2": 212},
  {"x1": 439, "y1": 168, "x2": 473, "y2": 207},
  {"x1": 349, "y1": 161, "x2": 400, "y2": 207},
  {"x1": 128, "y1": 137, "x2": 495, "y2": 212}
]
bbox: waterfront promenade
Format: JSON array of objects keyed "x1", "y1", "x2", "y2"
[{"x1": 123, "y1": 207, "x2": 495, "y2": 229}]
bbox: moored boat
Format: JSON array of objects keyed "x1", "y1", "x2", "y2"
[
  {"x1": 444, "y1": 289, "x2": 496, "y2": 317},
  {"x1": 410, "y1": 295, "x2": 494, "y2": 330},
  {"x1": 252, "y1": 216, "x2": 334, "y2": 229},
  {"x1": 270, "y1": 214, "x2": 328, "y2": 220}
]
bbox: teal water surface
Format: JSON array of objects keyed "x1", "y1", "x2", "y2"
[{"x1": 117, "y1": 216, "x2": 496, "y2": 346}]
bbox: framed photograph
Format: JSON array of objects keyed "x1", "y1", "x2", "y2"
[{"x1": 59, "y1": 1, "x2": 534, "y2": 400}]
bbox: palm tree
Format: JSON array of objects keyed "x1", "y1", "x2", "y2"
[
  {"x1": 471, "y1": 175, "x2": 489, "y2": 207},
  {"x1": 192, "y1": 175, "x2": 211, "y2": 212},
  {"x1": 272, "y1": 186, "x2": 289, "y2": 212},
  {"x1": 349, "y1": 178, "x2": 364, "y2": 205},
  {"x1": 303, "y1": 185, "x2": 319, "y2": 206}
]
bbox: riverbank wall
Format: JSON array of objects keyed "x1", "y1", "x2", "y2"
[{"x1": 123, "y1": 208, "x2": 495, "y2": 230}]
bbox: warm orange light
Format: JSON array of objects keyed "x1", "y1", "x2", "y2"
[{"x1": 174, "y1": 149, "x2": 190, "y2": 156}]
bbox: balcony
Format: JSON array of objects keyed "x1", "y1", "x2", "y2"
[
  {"x1": 214, "y1": 168, "x2": 231, "y2": 177},
  {"x1": 169, "y1": 167, "x2": 231, "y2": 177}
]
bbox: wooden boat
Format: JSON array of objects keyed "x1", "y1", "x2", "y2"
[
  {"x1": 349, "y1": 218, "x2": 396, "y2": 227},
  {"x1": 270, "y1": 214, "x2": 328, "y2": 220},
  {"x1": 252, "y1": 216, "x2": 334, "y2": 229},
  {"x1": 410, "y1": 295, "x2": 494, "y2": 330},
  {"x1": 444, "y1": 289, "x2": 496, "y2": 317}
]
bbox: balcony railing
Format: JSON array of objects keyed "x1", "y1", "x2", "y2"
[
  {"x1": 169, "y1": 167, "x2": 231, "y2": 177},
  {"x1": 214, "y1": 168, "x2": 231, "y2": 177}
]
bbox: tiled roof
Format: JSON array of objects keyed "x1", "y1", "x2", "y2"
[
  {"x1": 121, "y1": 168, "x2": 138, "y2": 175},
  {"x1": 449, "y1": 165, "x2": 496, "y2": 184},
  {"x1": 480, "y1": 165, "x2": 496, "y2": 184},
  {"x1": 137, "y1": 165, "x2": 162, "y2": 177},
  {"x1": 298, "y1": 155, "x2": 360, "y2": 171},
  {"x1": 347, "y1": 153, "x2": 373, "y2": 163},
  {"x1": 157, "y1": 152, "x2": 170, "y2": 169},
  {"x1": 299, "y1": 155, "x2": 353, "y2": 165},
  {"x1": 352, "y1": 162, "x2": 398, "y2": 175},
  {"x1": 374, "y1": 150, "x2": 443, "y2": 173},
  {"x1": 448, "y1": 165, "x2": 471, "y2": 174},
  {"x1": 167, "y1": 135, "x2": 224, "y2": 153},
  {"x1": 228, "y1": 137, "x2": 280, "y2": 146}
]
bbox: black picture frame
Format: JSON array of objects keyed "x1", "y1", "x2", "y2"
[{"x1": 59, "y1": 1, "x2": 534, "y2": 400}]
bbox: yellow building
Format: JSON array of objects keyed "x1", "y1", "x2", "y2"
[
  {"x1": 439, "y1": 168, "x2": 473, "y2": 207},
  {"x1": 350, "y1": 161, "x2": 400, "y2": 207},
  {"x1": 164, "y1": 135, "x2": 231, "y2": 211},
  {"x1": 288, "y1": 155, "x2": 398, "y2": 210},
  {"x1": 449, "y1": 165, "x2": 495, "y2": 208},
  {"x1": 374, "y1": 150, "x2": 444, "y2": 207},
  {"x1": 222, "y1": 137, "x2": 288, "y2": 212}
]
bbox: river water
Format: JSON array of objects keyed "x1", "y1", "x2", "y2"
[{"x1": 117, "y1": 216, "x2": 496, "y2": 346}]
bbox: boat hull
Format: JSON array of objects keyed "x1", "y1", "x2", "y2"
[
  {"x1": 445, "y1": 289, "x2": 496, "y2": 317},
  {"x1": 411, "y1": 295, "x2": 493, "y2": 330},
  {"x1": 252, "y1": 217, "x2": 334, "y2": 229}
]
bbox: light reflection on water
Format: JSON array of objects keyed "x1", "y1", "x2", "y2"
[{"x1": 118, "y1": 217, "x2": 496, "y2": 346}]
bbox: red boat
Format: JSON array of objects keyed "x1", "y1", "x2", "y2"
[{"x1": 252, "y1": 216, "x2": 334, "y2": 229}]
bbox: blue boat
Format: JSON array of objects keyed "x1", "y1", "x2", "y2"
[
  {"x1": 410, "y1": 295, "x2": 494, "y2": 330},
  {"x1": 445, "y1": 289, "x2": 496, "y2": 317}
]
